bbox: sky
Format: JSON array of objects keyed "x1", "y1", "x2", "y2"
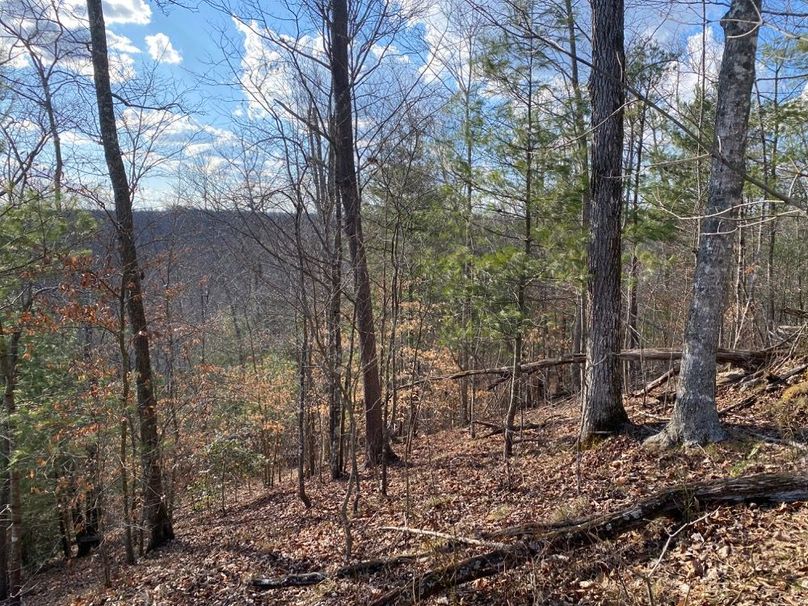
[{"x1": 4, "y1": 0, "x2": 802, "y2": 209}]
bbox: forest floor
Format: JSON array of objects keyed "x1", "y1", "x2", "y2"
[{"x1": 27, "y1": 371, "x2": 808, "y2": 606}]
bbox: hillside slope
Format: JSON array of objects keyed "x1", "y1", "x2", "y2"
[{"x1": 28, "y1": 377, "x2": 808, "y2": 605}]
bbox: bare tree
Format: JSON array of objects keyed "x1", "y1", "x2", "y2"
[
  {"x1": 85, "y1": 0, "x2": 174, "y2": 549},
  {"x1": 329, "y1": 0, "x2": 388, "y2": 466}
]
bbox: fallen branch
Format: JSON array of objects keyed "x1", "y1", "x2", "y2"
[
  {"x1": 369, "y1": 472, "x2": 808, "y2": 606},
  {"x1": 378, "y1": 526, "x2": 505, "y2": 549},
  {"x1": 742, "y1": 431, "x2": 808, "y2": 452},
  {"x1": 252, "y1": 554, "x2": 425, "y2": 589},
  {"x1": 782, "y1": 308, "x2": 808, "y2": 320},
  {"x1": 778, "y1": 361, "x2": 808, "y2": 382},
  {"x1": 335, "y1": 554, "x2": 423, "y2": 578},
  {"x1": 631, "y1": 364, "x2": 680, "y2": 397},
  {"x1": 252, "y1": 572, "x2": 326, "y2": 589},
  {"x1": 471, "y1": 420, "x2": 502, "y2": 430},
  {"x1": 718, "y1": 394, "x2": 757, "y2": 416}
]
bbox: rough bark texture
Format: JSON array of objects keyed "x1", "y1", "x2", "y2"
[
  {"x1": 86, "y1": 0, "x2": 173, "y2": 550},
  {"x1": 329, "y1": 0, "x2": 386, "y2": 465},
  {"x1": 647, "y1": 0, "x2": 762, "y2": 449},
  {"x1": 371, "y1": 473, "x2": 808, "y2": 606},
  {"x1": 580, "y1": 0, "x2": 628, "y2": 440}
]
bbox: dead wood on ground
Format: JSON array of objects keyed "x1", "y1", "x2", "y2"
[{"x1": 369, "y1": 472, "x2": 808, "y2": 606}]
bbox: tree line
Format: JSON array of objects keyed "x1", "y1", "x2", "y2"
[{"x1": 0, "y1": 0, "x2": 806, "y2": 601}]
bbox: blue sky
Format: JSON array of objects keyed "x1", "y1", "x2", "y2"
[{"x1": 7, "y1": 0, "x2": 799, "y2": 208}]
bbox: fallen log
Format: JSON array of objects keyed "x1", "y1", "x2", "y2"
[
  {"x1": 631, "y1": 364, "x2": 680, "y2": 397},
  {"x1": 397, "y1": 347, "x2": 778, "y2": 393},
  {"x1": 473, "y1": 420, "x2": 548, "y2": 438},
  {"x1": 369, "y1": 472, "x2": 808, "y2": 606}
]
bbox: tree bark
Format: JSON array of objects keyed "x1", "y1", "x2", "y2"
[
  {"x1": 117, "y1": 289, "x2": 136, "y2": 564},
  {"x1": 317, "y1": 119, "x2": 344, "y2": 481},
  {"x1": 86, "y1": 0, "x2": 173, "y2": 549},
  {"x1": 329, "y1": 0, "x2": 388, "y2": 466},
  {"x1": 647, "y1": 0, "x2": 762, "y2": 448},
  {"x1": 1, "y1": 336, "x2": 22, "y2": 603},
  {"x1": 580, "y1": 0, "x2": 628, "y2": 440}
]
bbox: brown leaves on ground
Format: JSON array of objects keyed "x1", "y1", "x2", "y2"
[{"x1": 28, "y1": 379, "x2": 808, "y2": 605}]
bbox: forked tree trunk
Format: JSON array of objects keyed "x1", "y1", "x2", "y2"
[
  {"x1": 580, "y1": 0, "x2": 628, "y2": 440},
  {"x1": 329, "y1": 0, "x2": 388, "y2": 466},
  {"x1": 647, "y1": 0, "x2": 762, "y2": 448},
  {"x1": 86, "y1": 0, "x2": 173, "y2": 549}
]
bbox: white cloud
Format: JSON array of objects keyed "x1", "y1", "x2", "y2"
[
  {"x1": 107, "y1": 31, "x2": 141, "y2": 54},
  {"x1": 61, "y1": 130, "x2": 99, "y2": 147},
  {"x1": 232, "y1": 18, "x2": 333, "y2": 118},
  {"x1": 409, "y1": 0, "x2": 484, "y2": 88},
  {"x1": 145, "y1": 33, "x2": 182, "y2": 64},
  {"x1": 104, "y1": 0, "x2": 151, "y2": 25},
  {"x1": 49, "y1": 0, "x2": 152, "y2": 28},
  {"x1": 661, "y1": 27, "x2": 723, "y2": 103},
  {"x1": 205, "y1": 155, "x2": 227, "y2": 172},
  {"x1": 0, "y1": 38, "x2": 30, "y2": 69},
  {"x1": 232, "y1": 18, "x2": 290, "y2": 116},
  {"x1": 60, "y1": 48, "x2": 135, "y2": 83}
]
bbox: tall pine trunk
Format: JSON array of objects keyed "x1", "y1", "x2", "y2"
[
  {"x1": 86, "y1": 0, "x2": 173, "y2": 549},
  {"x1": 647, "y1": 0, "x2": 761, "y2": 448},
  {"x1": 580, "y1": 0, "x2": 628, "y2": 440}
]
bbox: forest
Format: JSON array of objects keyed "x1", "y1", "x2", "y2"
[{"x1": 0, "y1": 0, "x2": 807, "y2": 603}]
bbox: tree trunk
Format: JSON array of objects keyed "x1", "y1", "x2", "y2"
[
  {"x1": 117, "y1": 292, "x2": 136, "y2": 564},
  {"x1": 329, "y1": 0, "x2": 388, "y2": 466},
  {"x1": 647, "y1": 0, "x2": 761, "y2": 448},
  {"x1": 580, "y1": 0, "x2": 628, "y2": 440},
  {"x1": 85, "y1": 0, "x2": 173, "y2": 549},
  {"x1": 28, "y1": 53, "x2": 63, "y2": 208},
  {"x1": 0, "y1": 395, "x2": 8, "y2": 600},
  {"x1": 624, "y1": 100, "x2": 648, "y2": 388},
  {"x1": 565, "y1": 0, "x2": 591, "y2": 393},
  {"x1": 294, "y1": 184, "x2": 313, "y2": 506},
  {"x1": 2, "y1": 388, "x2": 21, "y2": 604},
  {"x1": 320, "y1": 118, "x2": 344, "y2": 481},
  {"x1": 297, "y1": 318, "x2": 311, "y2": 507}
]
